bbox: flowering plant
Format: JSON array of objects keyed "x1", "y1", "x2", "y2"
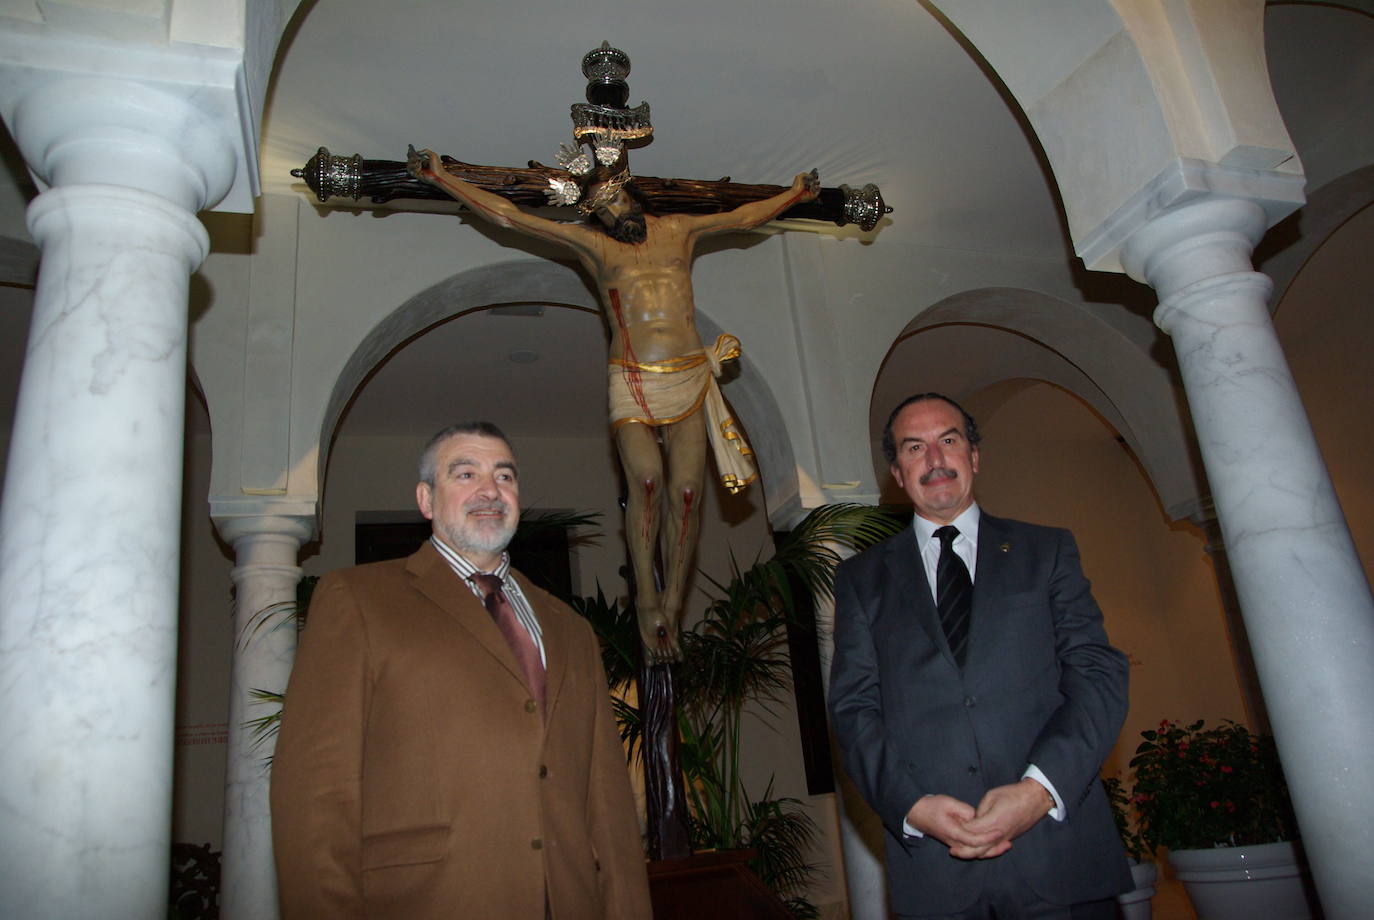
[
  {"x1": 1129, "y1": 719, "x2": 1298, "y2": 851},
  {"x1": 1101, "y1": 776, "x2": 1151, "y2": 862}
]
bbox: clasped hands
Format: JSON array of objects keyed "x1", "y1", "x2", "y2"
[{"x1": 908, "y1": 777, "x2": 1053, "y2": 860}]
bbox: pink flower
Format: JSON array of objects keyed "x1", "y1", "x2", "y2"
[{"x1": 1210, "y1": 801, "x2": 1220, "y2": 809}]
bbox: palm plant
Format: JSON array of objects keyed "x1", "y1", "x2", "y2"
[
  {"x1": 565, "y1": 586, "x2": 642, "y2": 751},
  {"x1": 580, "y1": 502, "x2": 904, "y2": 916},
  {"x1": 685, "y1": 503, "x2": 903, "y2": 913},
  {"x1": 241, "y1": 575, "x2": 318, "y2": 755}
]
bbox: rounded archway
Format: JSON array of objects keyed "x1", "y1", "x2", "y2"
[
  {"x1": 316, "y1": 258, "x2": 801, "y2": 530},
  {"x1": 872, "y1": 287, "x2": 1205, "y2": 519}
]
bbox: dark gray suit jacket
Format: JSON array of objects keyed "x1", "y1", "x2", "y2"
[{"x1": 828, "y1": 514, "x2": 1132, "y2": 915}]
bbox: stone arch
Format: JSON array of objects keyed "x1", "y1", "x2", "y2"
[
  {"x1": 315, "y1": 258, "x2": 799, "y2": 518},
  {"x1": 1260, "y1": 165, "x2": 1374, "y2": 310},
  {"x1": 884, "y1": 287, "x2": 1204, "y2": 519},
  {"x1": 926, "y1": 1, "x2": 1301, "y2": 272}
]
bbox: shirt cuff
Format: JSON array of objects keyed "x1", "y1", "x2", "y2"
[
  {"x1": 1022, "y1": 764, "x2": 1064, "y2": 821},
  {"x1": 902, "y1": 794, "x2": 929, "y2": 838}
]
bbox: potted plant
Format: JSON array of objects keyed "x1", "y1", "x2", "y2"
[
  {"x1": 1128, "y1": 719, "x2": 1318, "y2": 919},
  {"x1": 575, "y1": 502, "x2": 904, "y2": 918},
  {"x1": 1103, "y1": 775, "x2": 1156, "y2": 919}
]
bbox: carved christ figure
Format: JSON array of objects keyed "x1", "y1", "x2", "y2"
[{"x1": 409, "y1": 147, "x2": 819, "y2": 658}]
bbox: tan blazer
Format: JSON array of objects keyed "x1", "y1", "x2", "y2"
[{"x1": 271, "y1": 541, "x2": 651, "y2": 919}]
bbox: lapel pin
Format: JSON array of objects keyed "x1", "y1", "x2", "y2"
[{"x1": 1000, "y1": 542, "x2": 1011, "y2": 553}]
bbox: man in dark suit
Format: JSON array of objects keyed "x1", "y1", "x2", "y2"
[
  {"x1": 271, "y1": 421, "x2": 651, "y2": 920},
  {"x1": 828, "y1": 394, "x2": 1131, "y2": 918}
]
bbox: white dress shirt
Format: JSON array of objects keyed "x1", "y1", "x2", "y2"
[
  {"x1": 903, "y1": 503, "x2": 1064, "y2": 836},
  {"x1": 430, "y1": 536, "x2": 546, "y2": 667}
]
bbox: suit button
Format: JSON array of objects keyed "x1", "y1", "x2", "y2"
[
  {"x1": 531, "y1": 837, "x2": 543, "y2": 850},
  {"x1": 968, "y1": 765, "x2": 978, "y2": 774},
  {"x1": 525, "y1": 699, "x2": 538, "y2": 713},
  {"x1": 963, "y1": 696, "x2": 976, "y2": 707},
  {"x1": 539, "y1": 765, "x2": 548, "y2": 778}
]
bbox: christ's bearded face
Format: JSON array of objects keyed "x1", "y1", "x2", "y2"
[{"x1": 593, "y1": 189, "x2": 647, "y2": 243}]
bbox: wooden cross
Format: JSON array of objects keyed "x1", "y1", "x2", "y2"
[{"x1": 292, "y1": 145, "x2": 889, "y2": 230}]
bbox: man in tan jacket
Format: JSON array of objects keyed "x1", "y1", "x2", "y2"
[{"x1": 271, "y1": 421, "x2": 651, "y2": 919}]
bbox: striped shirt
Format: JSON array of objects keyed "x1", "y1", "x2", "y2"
[{"x1": 430, "y1": 536, "x2": 546, "y2": 667}]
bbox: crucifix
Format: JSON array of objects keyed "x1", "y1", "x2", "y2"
[{"x1": 293, "y1": 42, "x2": 889, "y2": 860}]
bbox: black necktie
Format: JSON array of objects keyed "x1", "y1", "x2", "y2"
[
  {"x1": 934, "y1": 525, "x2": 972, "y2": 667},
  {"x1": 471, "y1": 573, "x2": 546, "y2": 718}
]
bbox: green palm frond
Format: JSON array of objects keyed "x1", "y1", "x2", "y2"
[
  {"x1": 568, "y1": 504, "x2": 902, "y2": 916},
  {"x1": 742, "y1": 785, "x2": 820, "y2": 901},
  {"x1": 611, "y1": 696, "x2": 643, "y2": 765},
  {"x1": 245, "y1": 689, "x2": 286, "y2": 756},
  {"x1": 770, "y1": 503, "x2": 905, "y2": 600},
  {"x1": 517, "y1": 509, "x2": 602, "y2": 542},
  {"x1": 566, "y1": 584, "x2": 638, "y2": 691},
  {"x1": 236, "y1": 600, "x2": 298, "y2": 651}
]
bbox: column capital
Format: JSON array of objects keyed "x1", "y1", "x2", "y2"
[
  {"x1": 1077, "y1": 158, "x2": 1303, "y2": 275},
  {"x1": 1120, "y1": 195, "x2": 1270, "y2": 298},
  {"x1": 27, "y1": 184, "x2": 211, "y2": 269},
  {"x1": 212, "y1": 505, "x2": 316, "y2": 555},
  {"x1": 0, "y1": 23, "x2": 257, "y2": 212}
]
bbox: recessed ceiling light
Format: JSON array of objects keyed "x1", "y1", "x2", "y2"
[{"x1": 508, "y1": 349, "x2": 540, "y2": 364}]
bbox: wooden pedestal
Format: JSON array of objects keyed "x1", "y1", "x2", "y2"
[{"x1": 647, "y1": 851, "x2": 792, "y2": 920}]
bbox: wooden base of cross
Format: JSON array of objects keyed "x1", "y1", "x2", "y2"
[
  {"x1": 637, "y1": 655, "x2": 693, "y2": 860},
  {"x1": 291, "y1": 146, "x2": 890, "y2": 231}
]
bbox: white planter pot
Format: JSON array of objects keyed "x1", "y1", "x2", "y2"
[
  {"x1": 1117, "y1": 859, "x2": 1157, "y2": 920},
  {"x1": 1167, "y1": 840, "x2": 1320, "y2": 919}
]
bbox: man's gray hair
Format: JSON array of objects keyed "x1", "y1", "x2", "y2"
[{"x1": 418, "y1": 421, "x2": 513, "y2": 485}]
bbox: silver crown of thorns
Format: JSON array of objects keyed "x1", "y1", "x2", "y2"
[{"x1": 545, "y1": 42, "x2": 653, "y2": 210}]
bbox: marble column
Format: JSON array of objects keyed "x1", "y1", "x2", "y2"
[
  {"x1": 1188, "y1": 507, "x2": 1270, "y2": 735},
  {"x1": 214, "y1": 514, "x2": 313, "y2": 920},
  {"x1": 813, "y1": 563, "x2": 890, "y2": 920},
  {"x1": 0, "y1": 79, "x2": 234, "y2": 918},
  {"x1": 1122, "y1": 196, "x2": 1374, "y2": 917}
]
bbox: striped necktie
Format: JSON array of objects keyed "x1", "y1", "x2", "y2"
[
  {"x1": 934, "y1": 525, "x2": 972, "y2": 667},
  {"x1": 471, "y1": 573, "x2": 546, "y2": 718}
]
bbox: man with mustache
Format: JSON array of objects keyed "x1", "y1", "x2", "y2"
[
  {"x1": 828, "y1": 394, "x2": 1131, "y2": 918},
  {"x1": 271, "y1": 422, "x2": 651, "y2": 919}
]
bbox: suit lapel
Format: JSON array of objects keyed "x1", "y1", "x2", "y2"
[
  {"x1": 968, "y1": 513, "x2": 1011, "y2": 670},
  {"x1": 405, "y1": 543, "x2": 532, "y2": 695},
  {"x1": 882, "y1": 527, "x2": 952, "y2": 664}
]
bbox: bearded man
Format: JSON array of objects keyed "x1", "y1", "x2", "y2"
[{"x1": 271, "y1": 421, "x2": 651, "y2": 919}]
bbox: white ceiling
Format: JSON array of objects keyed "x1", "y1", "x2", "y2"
[
  {"x1": 262, "y1": 0, "x2": 1067, "y2": 257},
  {"x1": 261, "y1": 0, "x2": 1073, "y2": 444}
]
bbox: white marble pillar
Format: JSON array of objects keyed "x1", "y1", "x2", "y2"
[
  {"x1": 214, "y1": 514, "x2": 313, "y2": 920},
  {"x1": 814, "y1": 564, "x2": 891, "y2": 920},
  {"x1": 1188, "y1": 508, "x2": 1270, "y2": 735},
  {"x1": 0, "y1": 79, "x2": 234, "y2": 918},
  {"x1": 1122, "y1": 196, "x2": 1374, "y2": 917}
]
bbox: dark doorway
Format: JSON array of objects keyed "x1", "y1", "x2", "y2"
[{"x1": 355, "y1": 516, "x2": 574, "y2": 599}]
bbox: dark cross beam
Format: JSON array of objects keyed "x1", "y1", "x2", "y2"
[{"x1": 292, "y1": 146, "x2": 891, "y2": 231}]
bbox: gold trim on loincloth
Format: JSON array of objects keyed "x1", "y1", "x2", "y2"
[{"x1": 607, "y1": 335, "x2": 758, "y2": 493}]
